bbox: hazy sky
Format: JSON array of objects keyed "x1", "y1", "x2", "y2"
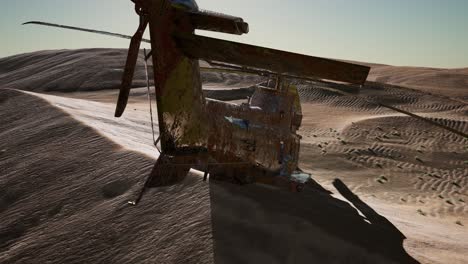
[{"x1": 1, "y1": 0, "x2": 467, "y2": 68}]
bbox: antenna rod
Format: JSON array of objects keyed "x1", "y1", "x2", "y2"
[{"x1": 23, "y1": 21, "x2": 151, "y2": 43}]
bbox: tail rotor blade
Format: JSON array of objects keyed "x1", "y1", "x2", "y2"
[{"x1": 115, "y1": 18, "x2": 148, "y2": 117}]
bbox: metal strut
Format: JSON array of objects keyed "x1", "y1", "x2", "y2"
[
  {"x1": 128, "y1": 49, "x2": 157, "y2": 206},
  {"x1": 143, "y1": 48, "x2": 161, "y2": 153}
]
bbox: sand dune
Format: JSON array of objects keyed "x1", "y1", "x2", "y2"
[
  {"x1": 0, "y1": 49, "x2": 264, "y2": 93},
  {"x1": 0, "y1": 89, "x2": 422, "y2": 264},
  {"x1": 0, "y1": 49, "x2": 148, "y2": 92},
  {"x1": 0, "y1": 89, "x2": 215, "y2": 263},
  {"x1": 2, "y1": 48, "x2": 464, "y2": 100},
  {"x1": 367, "y1": 65, "x2": 468, "y2": 100},
  {"x1": 0, "y1": 49, "x2": 467, "y2": 263}
]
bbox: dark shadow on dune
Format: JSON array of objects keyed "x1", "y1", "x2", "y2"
[
  {"x1": 0, "y1": 88, "x2": 420, "y2": 263},
  {"x1": 0, "y1": 89, "x2": 214, "y2": 263},
  {"x1": 101, "y1": 179, "x2": 132, "y2": 199},
  {"x1": 0, "y1": 215, "x2": 41, "y2": 249},
  {"x1": 332, "y1": 179, "x2": 414, "y2": 262},
  {"x1": 209, "y1": 177, "x2": 419, "y2": 264},
  {"x1": 0, "y1": 189, "x2": 24, "y2": 214}
]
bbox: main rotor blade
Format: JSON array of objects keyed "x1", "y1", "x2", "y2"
[
  {"x1": 23, "y1": 21, "x2": 151, "y2": 43},
  {"x1": 174, "y1": 33, "x2": 370, "y2": 85},
  {"x1": 115, "y1": 19, "x2": 149, "y2": 117},
  {"x1": 177, "y1": 9, "x2": 249, "y2": 35}
]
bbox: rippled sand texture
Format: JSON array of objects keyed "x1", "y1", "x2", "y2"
[{"x1": 0, "y1": 49, "x2": 467, "y2": 264}]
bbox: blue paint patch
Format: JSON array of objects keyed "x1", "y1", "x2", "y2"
[
  {"x1": 290, "y1": 171, "x2": 311, "y2": 184},
  {"x1": 225, "y1": 116, "x2": 249, "y2": 130},
  {"x1": 171, "y1": 0, "x2": 199, "y2": 11}
]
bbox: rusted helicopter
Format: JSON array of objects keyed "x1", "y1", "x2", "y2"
[{"x1": 24, "y1": 0, "x2": 371, "y2": 204}]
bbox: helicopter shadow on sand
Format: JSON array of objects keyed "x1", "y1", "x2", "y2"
[{"x1": 207, "y1": 177, "x2": 420, "y2": 264}]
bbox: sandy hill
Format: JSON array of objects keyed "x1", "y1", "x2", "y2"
[
  {"x1": 0, "y1": 49, "x2": 144, "y2": 92},
  {"x1": 0, "y1": 49, "x2": 264, "y2": 93},
  {"x1": 2, "y1": 49, "x2": 466, "y2": 100},
  {"x1": 0, "y1": 49, "x2": 467, "y2": 264},
  {"x1": 367, "y1": 65, "x2": 468, "y2": 100}
]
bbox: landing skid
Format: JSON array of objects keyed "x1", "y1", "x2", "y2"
[{"x1": 128, "y1": 154, "x2": 191, "y2": 205}]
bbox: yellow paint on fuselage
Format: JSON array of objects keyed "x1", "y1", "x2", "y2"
[{"x1": 160, "y1": 57, "x2": 207, "y2": 146}]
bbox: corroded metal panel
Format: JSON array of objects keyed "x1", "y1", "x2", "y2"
[
  {"x1": 147, "y1": 0, "x2": 207, "y2": 153},
  {"x1": 204, "y1": 84, "x2": 302, "y2": 175}
]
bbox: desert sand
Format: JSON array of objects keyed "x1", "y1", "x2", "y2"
[{"x1": 0, "y1": 49, "x2": 467, "y2": 264}]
